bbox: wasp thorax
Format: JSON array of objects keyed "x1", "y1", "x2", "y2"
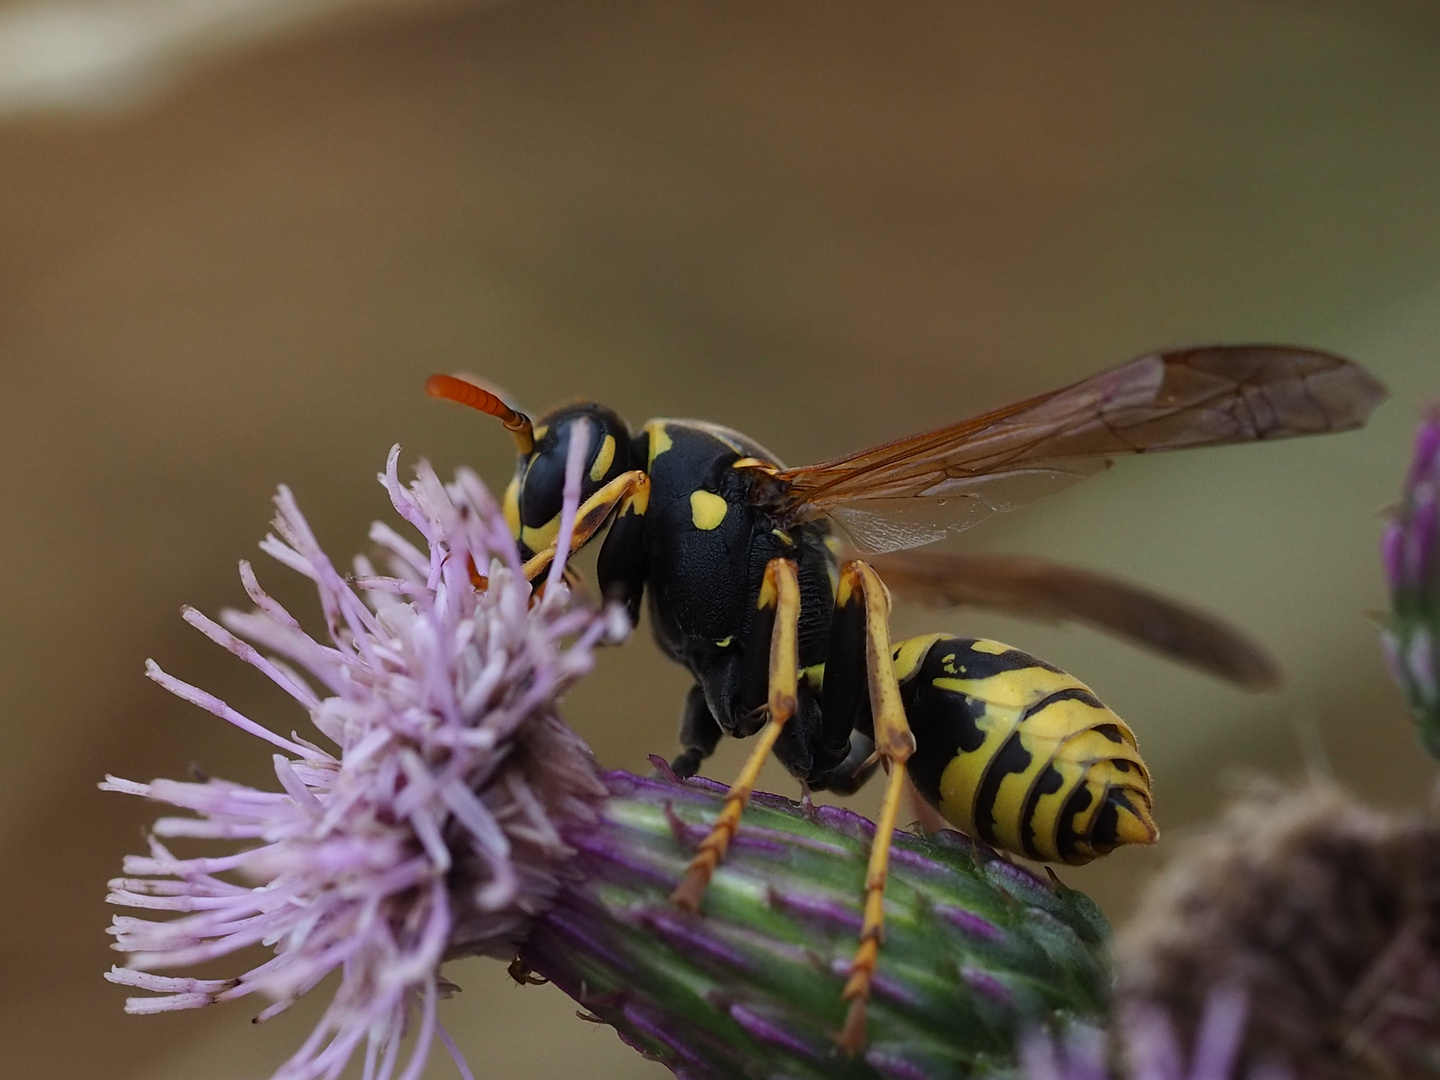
[{"x1": 506, "y1": 403, "x2": 633, "y2": 556}]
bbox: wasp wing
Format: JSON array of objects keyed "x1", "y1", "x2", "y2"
[
  {"x1": 769, "y1": 346, "x2": 1386, "y2": 550},
  {"x1": 868, "y1": 549, "x2": 1281, "y2": 689}
]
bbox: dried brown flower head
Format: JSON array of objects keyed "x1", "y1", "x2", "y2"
[{"x1": 1119, "y1": 782, "x2": 1440, "y2": 1080}]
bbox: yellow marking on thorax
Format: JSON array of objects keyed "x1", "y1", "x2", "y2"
[
  {"x1": 969, "y1": 639, "x2": 1010, "y2": 655},
  {"x1": 714, "y1": 636, "x2": 734, "y2": 648},
  {"x1": 691, "y1": 490, "x2": 729, "y2": 531},
  {"x1": 532, "y1": 424, "x2": 550, "y2": 441},
  {"x1": 801, "y1": 663, "x2": 825, "y2": 691},
  {"x1": 645, "y1": 421, "x2": 673, "y2": 466},
  {"x1": 626, "y1": 476, "x2": 651, "y2": 516},
  {"x1": 502, "y1": 479, "x2": 521, "y2": 537},
  {"x1": 589, "y1": 434, "x2": 616, "y2": 481},
  {"x1": 771, "y1": 529, "x2": 794, "y2": 546}
]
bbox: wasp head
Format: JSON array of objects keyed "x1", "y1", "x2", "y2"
[
  {"x1": 425, "y1": 374, "x2": 635, "y2": 559},
  {"x1": 505, "y1": 402, "x2": 633, "y2": 557}
]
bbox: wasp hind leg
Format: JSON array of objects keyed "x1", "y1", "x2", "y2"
[
  {"x1": 826, "y1": 561, "x2": 917, "y2": 1055},
  {"x1": 671, "y1": 557, "x2": 801, "y2": 912}
]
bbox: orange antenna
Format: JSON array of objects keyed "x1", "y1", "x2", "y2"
[{"x1": 426, "y1": 374, "x2": 535, "y2": 455}]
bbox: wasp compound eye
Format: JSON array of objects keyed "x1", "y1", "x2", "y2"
[{"x1": 518, "y1": 406, "x2": 633, "y2": 532}]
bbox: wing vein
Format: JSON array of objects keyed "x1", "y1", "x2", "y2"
[{"x1": 768, "y1": 345, "x2": 1386, "y2": 553}]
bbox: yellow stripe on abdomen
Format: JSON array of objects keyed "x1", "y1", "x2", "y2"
[{"x1": 923, "y1": 641, "x2": 1154, "y2": 865}]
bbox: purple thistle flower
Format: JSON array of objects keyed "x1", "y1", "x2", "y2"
[
  {"x1": 1381, "y1": 408, "x2": 1440, "y2": 756},
  {"x1": 103, "y1": 429, "x2": 626, "y2": 1080}
]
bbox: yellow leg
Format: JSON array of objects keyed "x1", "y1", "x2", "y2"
[
  {"x1": 672, "y1": 558, "x2": 800, "y2": 912},
  {"x1": 839, "y1": 762, "x2": 907, "y2": 1051},
  {"x1": 520, "y1": 470, "x2": 650, "y2": 581},
  {"x1": 837, "y1": 561, "x2": 917, "y2": 1055}
]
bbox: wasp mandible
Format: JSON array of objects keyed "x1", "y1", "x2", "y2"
[{"x1": 428, "y1": 345, "x2": 1386, "y2": 1051}]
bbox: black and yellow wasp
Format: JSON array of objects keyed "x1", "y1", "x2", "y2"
[{"x1": 428, "y1": 345, "x2": 1385, "y2": 1050}]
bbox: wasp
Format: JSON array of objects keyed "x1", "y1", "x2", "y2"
[{"x1": 427, "y1": 345, "x2": 1385, "y2": 1051}]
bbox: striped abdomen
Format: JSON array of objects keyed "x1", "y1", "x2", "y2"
[{"x1": 896, "y1": 634, "x2": 1156, "y2": 865}]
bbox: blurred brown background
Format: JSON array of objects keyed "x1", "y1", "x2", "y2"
[{"x1": 3, "y1": 1, "x2": 1439, "y2": 1076}]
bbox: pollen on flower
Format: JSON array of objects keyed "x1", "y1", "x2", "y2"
[{"x1": 103, "y1": 428, "x2": 625, "y2": 1080}]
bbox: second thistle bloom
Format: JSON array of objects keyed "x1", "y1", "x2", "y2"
[
  {"x1": 1382, "y1": 410, "x2": 1440, "y2": 757},
  {"x1": 1120, "y1": 782, "x2": 1440, "y2": 1080}
]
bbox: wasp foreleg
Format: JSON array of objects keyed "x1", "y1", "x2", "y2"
[
  {"x1": 522, "y1": 469, "x2": 650, "y2": 583},
  {"x1": 594, "y1": 471, "x2": 651, "y2": 625},
  {"x1": 671, "y1": 557, "x2": 800, "y2": 912}
]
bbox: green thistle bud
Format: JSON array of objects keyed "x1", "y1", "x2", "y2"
[
  {"x1": 521, "y1": 770, "x2": 1114, "y2": 1080},
  {"x1": 1382, "y1": 410, "x2": 1440, "y2": 757}
]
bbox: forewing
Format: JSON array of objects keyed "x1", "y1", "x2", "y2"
[
  {"x1": 772, "y1": 346, "x2": 1386, "y2": 539},
  {"x1": 826, "y1": 460, "x2": 1105, "y2": 554},
  {"x1": 869, "y1": 549, "x2": 1282, "y2": 689}
]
